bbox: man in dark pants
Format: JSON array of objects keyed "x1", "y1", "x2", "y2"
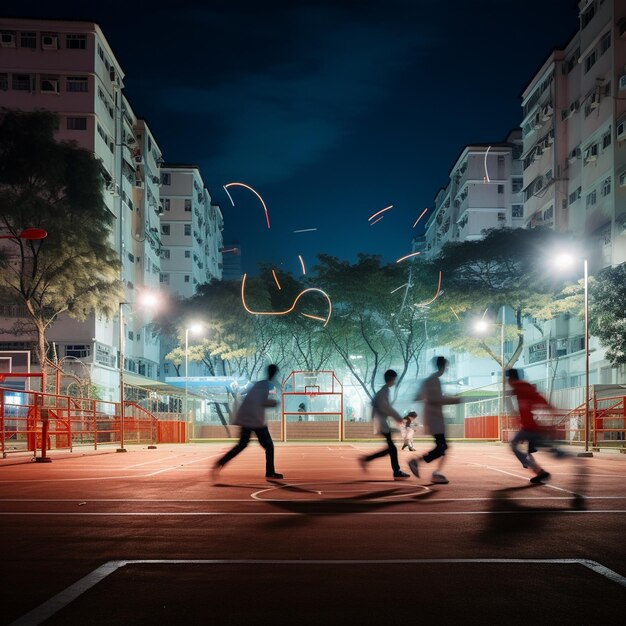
[
  {"x1": 408, "y1": 356, "x2": 460, "y2": 484},
  {"x1": 213, "y1": 364, "x2": 283, "y2": 480},
  {"x1": 359, "y1": 369, "x2": 410, "y2": 480}
]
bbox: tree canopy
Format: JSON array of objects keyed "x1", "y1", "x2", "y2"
[{"x1": 0, "y1": 109, "x2": 123, "y2": 384}]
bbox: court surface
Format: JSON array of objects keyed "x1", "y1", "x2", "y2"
[{"x1": 2, "y1": 441, "x2": 625, "y2": 625}]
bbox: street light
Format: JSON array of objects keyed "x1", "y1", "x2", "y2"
[
  {"x1": 554, "y1": 253, "x2": 592, "y2": 457},
  {"x1": 473, "y1": 307, "x2": 505, "y2": 441},
  {"x1": 118, "y1": 291, "x2": 161, "y2": 453},
  {"x1": 185, "y1": 323, "x2": 205, "y2": 438}
]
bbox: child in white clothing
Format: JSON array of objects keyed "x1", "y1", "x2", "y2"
[{"x1": 401, "y1": 411, "x2": 418, "y2": 451}]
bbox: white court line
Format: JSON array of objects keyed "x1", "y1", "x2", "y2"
[
  {"x1": 10, "y1": 557, "x2": 626, "y2": 626},
  {"x1": 467, "y1": 462, "x2": 580, "y2": 496},
  {"x1": 1, "y1": 510, "x2": 625, "y2": 517}
]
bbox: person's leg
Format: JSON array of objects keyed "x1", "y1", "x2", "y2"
[
  {"x1": 510, "y1": 431, "x2": 530, "y2": 468},
  {"x1": 255, "y1": 426, "x2": 276, "y2": 476},
  {"x1": 423, "y1": 433, "x2": 447, "y2": 464},
  {"x1": 382, "y1": 431, "x2": 400, "y2": 473},
  {"x1": 216, "y1": 427, "x2": 252, "y2": 468}
]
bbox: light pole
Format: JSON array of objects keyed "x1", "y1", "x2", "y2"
[
  {"x1": 555, "y1": 253, "x2": 592, "y2": 457},
  {"x1": 118, "y1": 291, "x2": 160, "y2": 452},
  {"x1": 184, "y1": 323, "x2": 205, "y2": 439},
  {"x1": 474, "y1": 307, "x2": 505, "y2": 441}
]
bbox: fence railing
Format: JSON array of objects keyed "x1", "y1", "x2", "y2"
[{"x1": 0, "y1": 387, "x2": 188, "y2": 458}]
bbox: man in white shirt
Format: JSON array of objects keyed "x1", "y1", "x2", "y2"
[
  {"x1": 213, "y1": 364, "x2": 283, "y2": 480},
  {"x1": 408, "y1": 356, "x2": 460, "y2": 484},
  {"x1": 359, "y1": 369, "x2": 410, "y2": 480}
]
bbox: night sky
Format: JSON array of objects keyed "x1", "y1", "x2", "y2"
[{"x1": 5, "y1": 0, "x2": 578, "y2": 275}]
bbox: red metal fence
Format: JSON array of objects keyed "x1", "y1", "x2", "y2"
[{"x1": 0, "y1": 387, "x2": 187, "y2": 458}]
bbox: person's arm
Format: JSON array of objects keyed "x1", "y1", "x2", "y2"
[{"x1": 378, "y1": 388, "x2": 403, "y2": 422}]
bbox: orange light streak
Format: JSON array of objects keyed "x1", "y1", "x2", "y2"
[
  {"x1": 271, "y1": 269, "x2": 282, "y2": 290},
  {"x1": 396, "y1": 251, "x2": 421, "y2": 263},
  {"x1": 241, "y1": 274, "x2": 332, "y2": 326},
  {"x1": 412, "y1": 207, "x2": 428, "y2": 228},
  {"x1": 301, "y1": 313, "x2": 326, "y2": 322},
  {"x1": 298, "y1": 255, "x2": 306, "y2": 275},
  {"x1": 369, "y1": 216, "x2": 385, "y2": 226},
  {"x1": 368, "y1": 205, "x2": 393, "y2": 221},
  {"x1": 223, "y1": 182, "x2": 271, "y2": 229},
  {"x1": 414, "y1": 271, "x2": 442, "y2": 307}
]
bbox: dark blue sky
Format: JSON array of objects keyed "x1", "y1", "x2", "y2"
[{"x1": 6, "y1": 0, "x2": 578, "y2": 274}]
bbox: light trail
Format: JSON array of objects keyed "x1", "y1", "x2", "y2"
[
  {"x1": 390, "y1": 283, "x2": 409, "y2": 294},
  {"x1": 293, "y1": 228, "x2": 318, "y2": 233},
  {"x1": 223, "y1": 182, "x2": 271, "y2": 229},
  {"x1": 412, "y1": 207, "x2": 428, "y2": 228},
  {"x1": 220, "y1": 247, "x2": 239, "y2": 254},
  {"x1": 298, "y1": 255, "x2": 306, "y2": 275},
  {"x1": 301, "y1": 313, "x2": 326, "y2": 322},
  {"x1": 369, "y1": 216, "x2": 385, "y2": 226},
  {"x1": 396, "y1": 251, "x2": 421, "y2": 263},
  {"x1": 483, "y1": 146, "x2": 491, "y2": 183},
  {"x1": 241, "y1": 274, "x2": 332, "y2": 326},
  {"x1": 368, "y1": 205, "x2": 393, "y2": 221},
  {"x1": 414, "y1": 271, "x2": 442, "y2": 307},
  {"x1": 271, "y1": 269, "x2": 282, "y2": 290}
]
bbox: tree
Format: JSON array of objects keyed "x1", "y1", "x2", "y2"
[
  {"x1": 429, "y1": 228, "x2": 582, "y2": 372},
  {"x1": 590, "y1": 263, "x2": 626, "y2": 366},
  {"x1": 0, "y1": 109, "x2": 123, "y2": 388}
]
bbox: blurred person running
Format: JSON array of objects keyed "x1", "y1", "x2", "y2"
[
  {"x1": 401, "y1": 411, "x2": 418, "y2": 451},
  {"x1": 408, "y1": 356, "x2": 460, "y2": 484},
  {"x1": 359, "y1": 369, "x2": 410, "y2": 480},
  {"x1": 212, "y1": 364, "x2": 283, "y2": 480}
]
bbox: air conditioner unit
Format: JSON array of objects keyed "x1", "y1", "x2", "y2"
[
  {"x1": 570, "y1": 100, "x2": 579, "y2": 113},
  {"x1": 0, "y1": 32, "x2": 15, "y2": 47},
  {"x1": 40, "y1": 78, "x2": 59, "y2": 93},
  {"x1": 619, "y1": 171, "x2": 626, "y2": 187},
  {"x1": 561, "y1": 109, "x2": 572, "y2": 121},
  {"x1": 589, "y1": 92, "x2": 599, "y2": 109},
  {"x1": 618, "y1": 122, "x2": 626, "y2": 141},
  {"x1": 134, "y1": 179, "x2": 144, "y2": 188},
  {"x1": 584, "y1": 149, "x2": 597, "y2": 163},
  {"x1": 535, "y1": 145, "x2": 543, "y2": 157},
  {"x1": 568, "y1": 148, "x2": 580, "y2": 164},
  {"x1": 41, "y1": 34, "x2": 58, "y2": 49},
  {"x1": 620, "y1": 75, "x2": 626, "y2": 91},
  {"x1": 547, "y1": 133, "x2": 554, "y2": 145},
  {"x1": 541, "y1": 104, "x2": 553, "y2": 120},
  {"x1": 152, "y1": 176, "x2": 159, "y2": 184}
]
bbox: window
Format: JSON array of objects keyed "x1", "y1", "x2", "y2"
[
  {"x1": 159, "y1": 273, "x2": 170, "y2": 284},
  {"x1": 601, "y1": 177, "x2": 611, "y2": 197},
  {"x1": 543, "y1": 206, "x2": 553, "y2": 221},
  {"x1": 602, "y1": 130, "x2": 611, "y2": 149},
  {"x1": 586, "y1": 190, "x2": 597, "y2": 208},
  {"x1": 581, "y1": 2, "x2": 596, "y2": 29},
  {"x1": 19, "y1": 32, "x2": 36, "y2": 49},
  {"x1": 67, "y1": 117, "x2": 87, "y2": 130},
  {"x1": 512, "y1": 205, "x2": 523, "y2": 218},
  {"x1": 0, "y1": 73, "x2": 7, "y2": 90},
  {"x1": 184, "y1": 275, "x2": 190, "y2": 283},
  {"x1": 512, "y1": 178, "x2": 523, "y2": 193},
  {"x1": 163, "y1": 198, "x2": 170, "y2": 211},
  {"x1": 600, "y1": 31, "x2": 611, "y2": 55},
  {"x1": 67, "y1": 76, "x2": 88, "y2": 92},
  {"x1": 569, "y1": 188, "x2": 581, "y2": 204},
  {"x1": 184, "y1": 250, "x2": 191, "y2": 258},
  {"x1": 0, "y1": 31, "x2": 16, "y2": 47},
  {"x1": 160, "y1": 249, "x2": 170, "y2": 259},
  {"x1": 497, "y1": 184, "x2": 504, "y2": 194},
  {"x1": 184, "y1": 224, "x2": 191, "y2": 236},
  {"x1": 161, "y1": 172, "x2": 171, "y2": 185},
  {"x1": 65, "y1": 344, "x2": 90, "y2": 358},
  {"x1": 12, "y1": 74, "x2": 33, "y2": 91},
  {"x1": 40, "y1": 76, "x2": 59, "y2": 93},
  {"x1": 584, "y1": 50, "x2": 597, "y2": 74},
  {"x1": 184, "y1": 199, "x2": 192, "y2": 211},
  {"x1": 97, "y1": 44, "x2": 104, "y2": 60},
  {"x1": 604, "y1": 81, "x2": 611, "y2": 98},
  {"x1": 161, "y1": 224, "x2": 170, "y2": 236},
  {"x1": 127, "y1": 252, "x2": 134, "y2": 262},
  {"x1": 66, "y1": 34, "x2": 86, "y2": 49},
  {"x1": 497, "y1": 212, "x2": 506, "y2": 221},
  {"x1": 128, "y1": 331, "x2": 134, "y2": 341}
]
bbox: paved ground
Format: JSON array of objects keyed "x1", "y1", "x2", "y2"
[{"x1": 1, "y1": 441, "x2": 625, "y2": 625}]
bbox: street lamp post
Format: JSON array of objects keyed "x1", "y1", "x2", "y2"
[
  {"x1": 474, "y1": 308, "x2": 506, "y2": 441},
  {"x1": 118, "y1": 292, "x2": 160, "y2": 453},
  {"x1": 184, "y1": 324, "x2": 205, "y2": 439},
  {"x1": 555, "y1": 254, "x2": 592, "y2": 457}
]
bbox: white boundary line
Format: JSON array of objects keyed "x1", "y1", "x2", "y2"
[{"x1": 10, "y1": 557, "x2": 626, "y2": 626}]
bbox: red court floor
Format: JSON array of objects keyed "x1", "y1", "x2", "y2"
[{"x1": 2, "y1": 441, "x2": 625, "y2": 625}]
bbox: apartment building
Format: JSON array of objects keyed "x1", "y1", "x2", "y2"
[
  {"x1": 158, "y1": 165, "x2": 223, "y2": 298},
  {"x1": 423, "y1": 130, "x2": 524, "y2": 259},
  {"x1": 518, "y1": 0, "x2": 626, "y2": 388},
  {"x1": 0, "y1": 18, "x2": 224, "y2": 400}
]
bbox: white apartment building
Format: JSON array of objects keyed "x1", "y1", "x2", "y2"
[
  {"x1": 158, "y1": 165, "x2": 223, "y2": 298},
  {"x1": 423, "y1": 130, "x2": 524, "y2": 259},
  {"x1": 0, "y1": 18, "x2": 181, "y2": 400},
  {"x1": 518, "y1": 0, "x2": 626, "y2": 389}
]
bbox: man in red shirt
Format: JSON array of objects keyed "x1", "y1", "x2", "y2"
[{"x1": 506, "y1": 368, "x2": 553, "y2": 484}]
